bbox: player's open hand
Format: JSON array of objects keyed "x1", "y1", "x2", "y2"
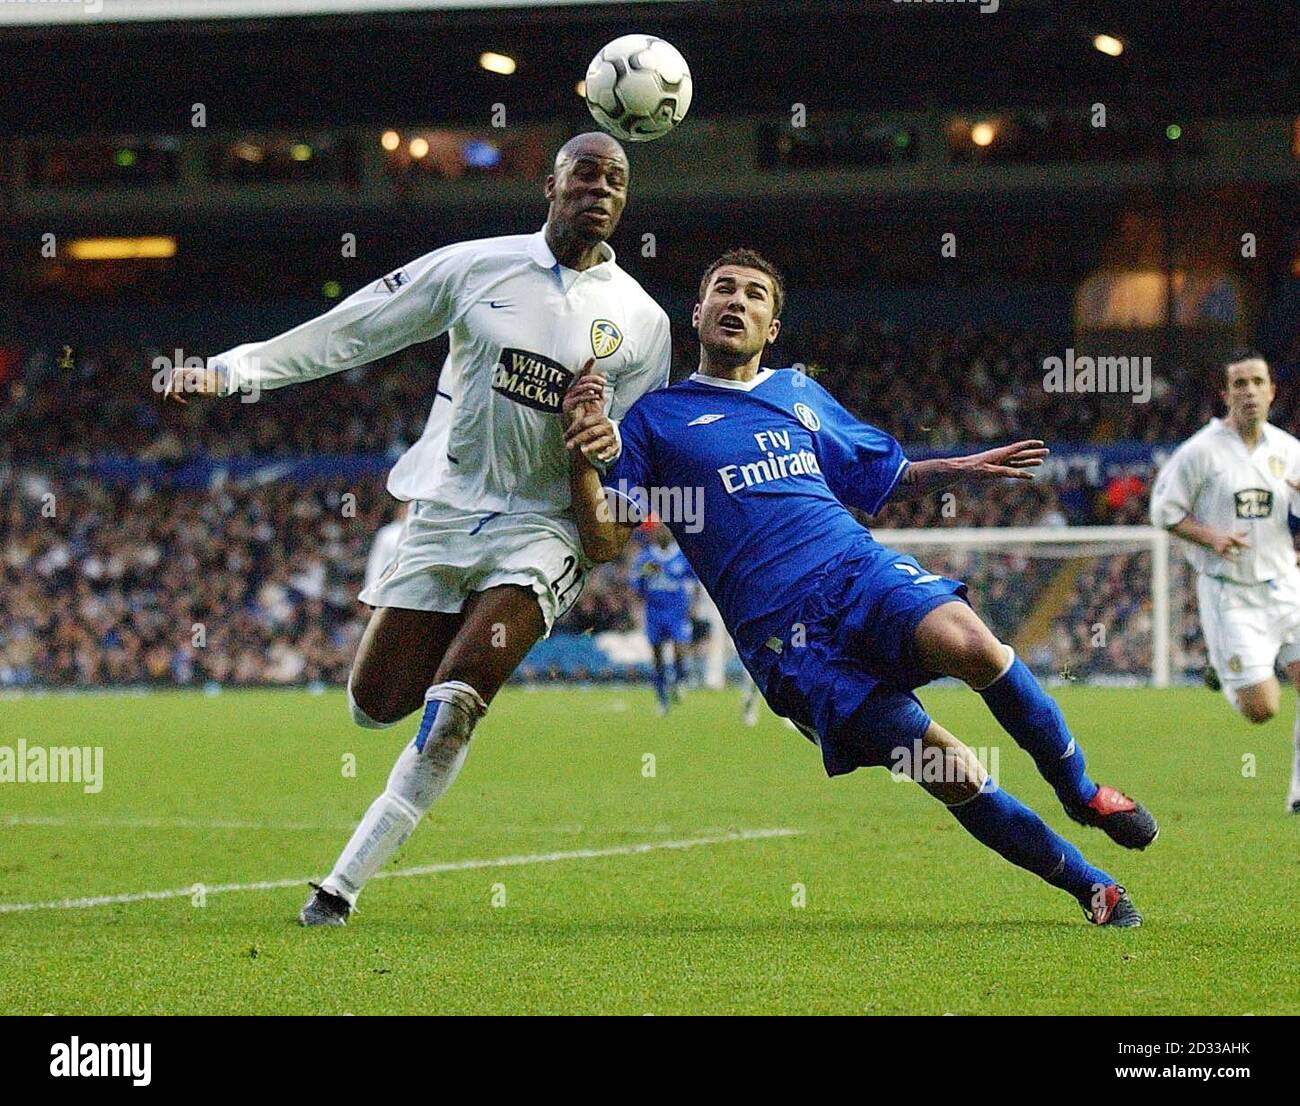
[{"x1": 963, "y1": 439, "x2": 1049, "y2": 481}]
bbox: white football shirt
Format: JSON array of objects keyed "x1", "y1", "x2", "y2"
[
  {"x1": 212, "y1": 228, "x2": 671, "y2": 516},
  {"x1": 1150, "y1": 417, "x2": 1300, "y2": 583}
]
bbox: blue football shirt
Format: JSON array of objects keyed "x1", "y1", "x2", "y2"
[
  {"x1": 632, "y1": 543, "x2": 695, "y2": 621},
  {"x1": 602, "y1": 367, "x2": 908, "y2": 664}
]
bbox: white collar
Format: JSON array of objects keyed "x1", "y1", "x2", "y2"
[
  {"x1": 529, "y1": 227, "x2": 616, "y2": 279},
  {"x1": 1213, "y1": 416, "x2": 1273, "y2": 452},
  {"x1": 689, "y1": 368, "x2": 773, "y2": 392}
]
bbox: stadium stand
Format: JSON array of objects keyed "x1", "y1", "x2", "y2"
[{"x1": 6, "y1": 321, "x2": 1294, "y2": 688}]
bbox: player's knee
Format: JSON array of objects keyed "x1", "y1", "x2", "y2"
[
  {"x1": 964, "y1": 639, "x2": 1013, "y2": 690},
  {"x1": 944, "y1": 625, "x2": 1006, "y2": 687},
  {"x1": 1239, "y1": 698, "x2": 1277, "y2": 725},
  {"x1": 932, "y1": 773, "x2": 984, "y2": 807},
  {"x1": 914, "y1": 733, "x2": 989, "y2": 807},
  {"x1": 917, "y1": 604, "x2": 1005, "y2": 686},
  {"x1": 870, "y1": 703, "x2": 988, "y2": 805},
  {"x1": 347, "y1": 677, "x2": 406, "y2": 729},
  {"x1": 1235, "y1": 681, "x2": 1280, "y2": 724}
]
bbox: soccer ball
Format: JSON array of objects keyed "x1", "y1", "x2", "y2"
[{"x1": 584, "y1": 34, "x2": 693, "y2": 142}]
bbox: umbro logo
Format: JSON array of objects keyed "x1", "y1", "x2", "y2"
[
  {"x1": 688, "y1": 414, "x2": 725, "y2": 426},
  {"x1": 894, "y1": 563, "x2": 942, "y2": 584}
]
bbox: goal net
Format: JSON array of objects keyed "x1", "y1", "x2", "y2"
[
  {"x1": 872, "y1": 526, "x2": 1184, "y2": 686},
  {"x1": 704, "y1": 525, "x2": 1196, "y2": 688}
]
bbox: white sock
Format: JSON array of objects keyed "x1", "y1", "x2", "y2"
[
  {"x1": 321, "y1": 681, "x2": 486, "y2": 906},
  {"x1": 1289, "y1": 707, "x2": 1300, "y2": 804}
]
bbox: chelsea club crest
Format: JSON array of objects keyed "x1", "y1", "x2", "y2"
[
  {"x1": 793, "y1": 402, "x2": 821, "y2": 432},
  {"x1": 590, "y1": 319, "x2": 623, "y2": 359}
]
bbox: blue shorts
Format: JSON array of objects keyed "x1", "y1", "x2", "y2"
[
  {"x1": 752, "y1": 539, "x2": 968, "y2": 777},
  {"x1": 646, "y1": 612, "x2": 691, "y2": 647}
]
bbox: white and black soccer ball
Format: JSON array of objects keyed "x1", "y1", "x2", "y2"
[{"x1": 584, "y1": 34, "x2": 693, "y2": 143}]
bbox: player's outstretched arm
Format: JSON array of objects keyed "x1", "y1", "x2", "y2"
[
  {"x1": 891, "y1": 440, "x2": 1049, "y2": 501},
  {"x1": 165, "y1": 243, "x2": 474, "y2": 403},
  {"x1": 561, "y1": 362, "x2": 620, "y2": 464}
]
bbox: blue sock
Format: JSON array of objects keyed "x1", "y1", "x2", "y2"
[
  {"x1": 651, "y1": 661, "x2": 668, "y2": 709},
  {"x1": 948, "y1": 782, "x2": 1114, "y2": 903},
  {"x1": 979, "y1": 657, "x2": 1098, "y2": 809}
]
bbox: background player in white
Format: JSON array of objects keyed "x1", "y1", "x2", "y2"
[
  {"x1": 740, "y1": 668, "x2": 762, "y2": 727},
  {"x1": 166, "y1": 132, "x2": 671, "y2": 923},
  {"x1": 1150, "y1": 350, "x2": 1300, "y2": 812}
]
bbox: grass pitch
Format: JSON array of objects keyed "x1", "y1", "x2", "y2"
[{"x1": 1, "y1": 685, "x2": 1297, "y2": 1015}]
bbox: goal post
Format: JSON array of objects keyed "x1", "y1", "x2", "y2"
[
  {"x1": 871, "y1": 525, "x2": 1174, "y2": 687},
  {"x1": 702, "y1": 525, "x2": 1179, "y2": 688}
]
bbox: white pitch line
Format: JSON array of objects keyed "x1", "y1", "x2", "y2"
[
  {"x1": 0, "y1": 828, "x2": 800, "y2": 915},
  {"x1": 1, "y1": 816, "x2": 733, "y2": 836},
  {"x1": 1, "y1": 815, "x2": 360, "y2": 831}
]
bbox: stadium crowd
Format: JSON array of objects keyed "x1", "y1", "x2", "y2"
[
  {"x1": 5, "y1": 319, "x2": 1280, "y2": 689},
  {"x1": 0, "y1": 458, "x2": 1196, "y2": 690},
  {"x1": 5, "y1": 322, "x2": 1296, "y2": 465},
  {"x1": 0, "y1": 468, "x2": 647, "y2": 689}
]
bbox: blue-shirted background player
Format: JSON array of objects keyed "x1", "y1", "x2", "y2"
[
  {"x1": 561, "y1": 248, "x2": 1158, "y2": 927},
  {"x1": 632, "y1": 519, "x2": 696, "y2": 714}
]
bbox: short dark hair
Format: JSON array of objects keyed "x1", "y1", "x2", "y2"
[
  {"x1": 698, "y1": 248, "x2": 785, "y2": 320},
  {"x1": 1221, "y1": 347, "x2": 1268, "y2": 385}
]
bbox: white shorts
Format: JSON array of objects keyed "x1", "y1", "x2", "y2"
[
  {"x1": 357, "y1": 502, "x2": 587, "y2": 635},
  {"x1": 1196, "y1": 571, "x2": 1300, "y2": 700}
]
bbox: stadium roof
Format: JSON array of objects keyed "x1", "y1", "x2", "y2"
[
  {"x1": 0, "y1": 0, "x2": 675, "y2": 27},
  {"x1": 1, "y1": 1, "x2": 1295, "y2": 134}
]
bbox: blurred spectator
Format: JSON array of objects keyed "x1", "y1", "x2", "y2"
[
  {"x1": 6, "y1": 323, "x2": 1285, "y2": 465},
  {"x1": 7, "y1": 320, "x2": 1284, "y2": 689}
]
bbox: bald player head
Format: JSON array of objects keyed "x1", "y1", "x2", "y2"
[
  {"x1": 544, "y1": 132, "x2": 629, "y2": 268},
  {"x1": 553, "y1": 130, "x2": 627, "y2": 172}
]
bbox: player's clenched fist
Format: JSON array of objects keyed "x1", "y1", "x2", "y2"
[
  {"x1": 1208, "y1": 529, "x2": 1251, "y2": 558},
  {"x1": 561, "y1": 358, "x2": 604, "y2": 423},
  {"x1": 564, "y1": 409, "x2": 619, "y2": 464},
  {"x1": 162, "y1": 362, "x2": 227, "y2": 405},
  {"x1": 561, "y1": 360, "x2": 618, "y2": 464}
]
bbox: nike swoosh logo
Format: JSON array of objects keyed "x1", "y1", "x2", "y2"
[{"x1": 489, "y1": 300, "x2": 511, "y2": 309}]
